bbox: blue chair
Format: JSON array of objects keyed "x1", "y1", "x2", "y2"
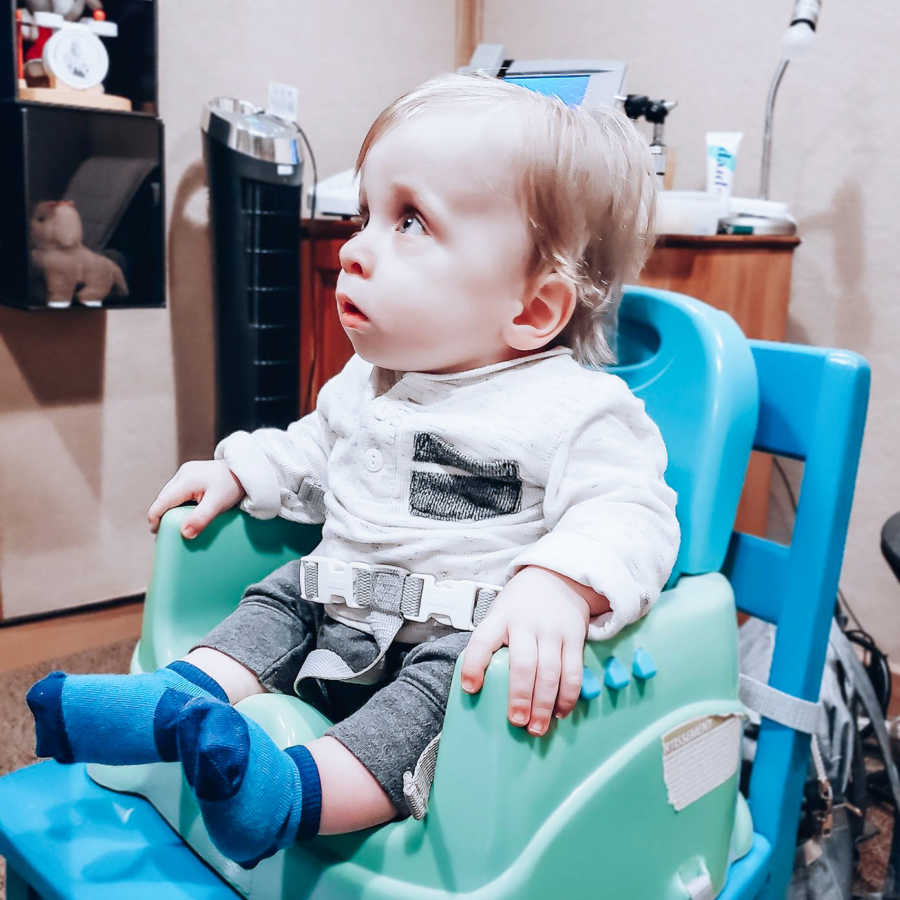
[
  {"x1": 719, "y1": 341, "x2": 870, "y2": 898},
  {"x1": 0, "y1": 288, "x2": 869, "y2": 899}
]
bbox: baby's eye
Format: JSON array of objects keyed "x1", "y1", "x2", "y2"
[{"x1": 397, "y1": 210, "x2": 426, "y2": 236}]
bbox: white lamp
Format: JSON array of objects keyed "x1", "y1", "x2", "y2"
[
  {"x1": 722, "y1": 1, "x2": 822, "y2": 235},
  {"x1": 760, "y1": 0, "x2": 822, "y2": 201}
]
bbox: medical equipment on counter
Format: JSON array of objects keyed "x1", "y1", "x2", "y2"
[
  {"x1": 620, "y1": 93, "x2": 678, "y2": 190},
  {"x1": 313, "y1": 167, "x2": 360, "y2": 219},
  {"x1": 463, "y1": 46, "x2": 626, "y2": 109}
]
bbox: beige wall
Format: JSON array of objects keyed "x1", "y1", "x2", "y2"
[
  {"x1": 483, "y1": 1, "x2": 900, "y2": 652},
  {"x1": 3, "y1": 0, "x2": 897, "y2": 660},
  {"x1": 0, "y1": 1, "x2": 454, "y2": 620}
]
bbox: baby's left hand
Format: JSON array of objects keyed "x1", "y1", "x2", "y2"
[{"x1": 460, "y1": 565, "x2": 599, "y2": 737}]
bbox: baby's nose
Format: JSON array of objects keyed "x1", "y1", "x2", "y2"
[{"x1": 338, "y1": 233, "x2": 373, "y2": 278}]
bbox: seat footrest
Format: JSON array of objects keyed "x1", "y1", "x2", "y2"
[
  {"x1": 717, "y1": 833, "x2": 773, "y2": 899},
  {"x1": 0, "y1": 761, "x2": 236, "y2": 899}
]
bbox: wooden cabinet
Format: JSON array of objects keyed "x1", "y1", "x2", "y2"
[
  {"x1": 640, "y1": 234, "x2": 800, "y2": 536},
  {"x1": 299, "y1": 221, "x2": 800, "y2": 535},
  {"x1": 299, "y1": 220, "x2": 355, "y2": 414},
  {"x1": 641, "y1": 234, "x2": 799, "y2": 341}
]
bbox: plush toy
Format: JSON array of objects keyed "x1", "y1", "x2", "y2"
[{"x1": 30, "y1": 200, "x2": 128, "y2": 307}]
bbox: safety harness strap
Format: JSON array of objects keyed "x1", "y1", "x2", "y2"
[
  {"x1": 295, "y1": 564, "x2": 416, "y2": 687},
  {"x1": 738, "y1": 674, "x2": 826, "y2": 735},
  {"x1": 402, "y1": 732, "x2": 442, "y2": 820},
  {"x1": 295, "y1": 557, "x2": 500, "y2": 688}
]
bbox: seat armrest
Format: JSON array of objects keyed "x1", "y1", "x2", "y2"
[
  {"x1": 135, "y1": 506, "x2": 321, "y2": 670},
  {"x1": 424, "y1": 573, "x2": 743, "y2": 883}
]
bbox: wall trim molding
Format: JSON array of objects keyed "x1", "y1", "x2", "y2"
[{"x1": 455, "y1": 0, "x2": 483, "y2": 70}]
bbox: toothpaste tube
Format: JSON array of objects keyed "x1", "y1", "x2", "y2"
[{"x1": 706, "y1": 132, "x2": 743, "y2": 211}]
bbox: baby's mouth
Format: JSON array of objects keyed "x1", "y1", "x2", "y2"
[{"x1": 337, "y1": 293, "x2": 370, "y2": 326}]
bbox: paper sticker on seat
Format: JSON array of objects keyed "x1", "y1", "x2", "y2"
[{"x1": 662, "y1": 714, "x2": 742, "y2": 811}]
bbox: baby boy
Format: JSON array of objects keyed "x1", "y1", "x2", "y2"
[{"x1": 27, "y1": 73, "x2": 679, "y2": 869}]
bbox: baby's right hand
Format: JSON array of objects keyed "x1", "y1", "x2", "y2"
[{"x1": 147, "y1": 460, "x2": 246, "y2": 539}]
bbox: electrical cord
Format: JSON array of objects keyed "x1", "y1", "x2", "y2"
[
  {"x1": 846, "y1": 629, "x2": 892, "y2": 716},
  {"x1": 294, "y1": 121, "x2": 318, "y2": 220},
  {"x1": 293, "y1": 120, "x2": 319, "y2": 413}
]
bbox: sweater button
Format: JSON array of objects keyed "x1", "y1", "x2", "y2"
[{"x1": 364, "y1": 448, "x2": 383, "y2": 472}]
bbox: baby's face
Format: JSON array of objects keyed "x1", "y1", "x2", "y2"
[{"x1": 336, "y1": 109, "x2": 534, "y2": 373}]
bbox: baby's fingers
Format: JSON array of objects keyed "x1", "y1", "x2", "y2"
[
  {"x1": 506, "y1": 629, "x2": 537, "y2": 728},
  {"x1": 180, "y1": 490, "x2": 226, "y2": 539},
  {"x1": 528, "y1": 638, "x2": 562, "y2": 736},
  {"x1": 147, "y1": 475, "x2": 196, "y2": 533},
  {"x1": 553, "y1": 641, "x2": 584, "y2": 719},
  {"x1": 460, "y1": 614, "x2": 507, "y2": 694}
]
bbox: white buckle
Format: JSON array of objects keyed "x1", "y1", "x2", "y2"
[
  {"x1": 304, "y1": 557, "x2": 410, "y2": 610},
  {"x1": 405, "y1": 575, "x2": 493, "y2": 631},
  {"x1": 302, "y1": 556, "x2": 359, "y2": 609},
  {"x1": 302, "y1": 555, "x2": 499, "y2": 631}
]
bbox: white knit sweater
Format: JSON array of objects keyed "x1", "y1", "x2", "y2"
[{"x1": 216, "y1": 347, "x2": 680, "y2": 642}]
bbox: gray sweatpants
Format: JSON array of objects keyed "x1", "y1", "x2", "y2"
[{"x1": 194, "y1": 559, "x2": 470, "y2": 817}]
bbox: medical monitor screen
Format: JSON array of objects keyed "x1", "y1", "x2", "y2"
[
  {"x1": 499, "y1": 60, "x2": 625, "y2": 110},
  {"x1": 503, "y1": 74, "x2": 590, "y2": 107}
]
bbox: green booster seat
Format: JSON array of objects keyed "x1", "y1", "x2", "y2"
[
  {"x1": 86, "y1": 286, "x2": 763, "y2": 898},
  {"x1": 0, "y1": 284, "x2": 868, "y2": 898}
]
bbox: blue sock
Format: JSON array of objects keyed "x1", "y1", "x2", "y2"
[
  {"x1": 26, "y1": 660, "x2": 229, "y2": 765},
  {"x1": 176, "y1": 697, "x2": 321, "y2": 868}
]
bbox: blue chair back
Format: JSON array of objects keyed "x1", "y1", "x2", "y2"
[
  {"x1": 722, "y1": 341, "x2": 870, "y2": 898},
  {"x1": 612, "y1": 287, "x2": 758, "y2": 583}
]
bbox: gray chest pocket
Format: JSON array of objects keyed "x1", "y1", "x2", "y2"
[{"x1": 409, "y1": 432, "x2": 522, "y2": 522}]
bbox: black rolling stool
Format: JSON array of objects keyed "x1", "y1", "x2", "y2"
[{"x1": 883, "y1": 512, "x2": 900, "y2": 582}]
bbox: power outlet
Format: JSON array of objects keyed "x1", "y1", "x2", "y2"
[{"x1": 267, "y1": 82, "x2": 299, "y2": 123}]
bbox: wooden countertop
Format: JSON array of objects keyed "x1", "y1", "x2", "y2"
[{"x1": 655, "y1": 234, "x2": 801, "y2": 250}]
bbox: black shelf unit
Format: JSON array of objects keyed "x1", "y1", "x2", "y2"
[{"x1": 0, "y1": 1, "x2": 163, "y2": 310}]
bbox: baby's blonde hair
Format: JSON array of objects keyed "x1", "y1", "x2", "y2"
[{"x1": 354, "y1": 72, "x2": 657, "y2": 367}]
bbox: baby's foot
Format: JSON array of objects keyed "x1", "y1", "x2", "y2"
[
  {"x1": 176, "y1": 697, "x2": 321, "y2": 868},
  {"x1": 26, "y1": 662, "x2": 228, "y2": 765}
]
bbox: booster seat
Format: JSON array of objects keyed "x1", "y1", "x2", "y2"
[{"x1": 0, "y1": 286, "x2": 869, "y2": 900}]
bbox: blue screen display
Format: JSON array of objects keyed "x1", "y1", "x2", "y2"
[{"x1": 503, "y1": 74, "x2": 590, "y2": 107}]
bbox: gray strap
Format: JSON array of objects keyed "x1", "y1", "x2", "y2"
[
  {"x1": 739, "y1": 674, "x2": 827, "y2": 735},
  {"x1": 828, "y1": 621, "x2": 900, "y2": 815},
  {"x1": 295, "y1": 616, "x2": 401, "y2": 687},
  {"x1": 400, "y1": 577, "x2": 425, "y2": 618},
  {"x1": 473, "y1": 588, "x2": 498, "y2": 627},
  {"x1": 295, "y1": 567, "x2": 417, "y2": 688},
  {"x1": 296, "y1": 478, "x2": 325, "y2": 514},
  {"x1": 302, "y1": 559, "x2": 319, "y2": 604},
  {"x1": 402, "y1": 732, "x2": 441, "y2": 820}
]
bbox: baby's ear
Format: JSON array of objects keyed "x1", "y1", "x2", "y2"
[{"x1": 503, "y1": 272, "x2": 576, "y2": 352}]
